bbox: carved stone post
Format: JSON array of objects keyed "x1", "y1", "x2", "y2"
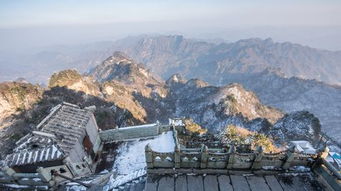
[
  {"x1": 282, "y1": 146, "x2": 296, "y2": 169},
  {"x1": 227, "y1": 145, "x2": 236, "y2": 169},
  {"x1": 63, "y1": 157, "x2": 78, "y2": 177},
  {"x1": 145, "y1": 144, "x2": 154, "y2": 168},
  {"x1": 3, "y1": 167, "x2": 15, "y2": 181},
  {"x1": 320, "y1": 146, "x2": 329, "y2": 159},
  {"x1": 200, "y1": 144, "x2": 208, "y2": 169},
  {"x1": 251, "y1": 146, "x2": 263, "y2": 170},
  {"x1": 37, "y1": 167, "x2": 56, "y2": 186},
  {"x1": 156, "y1": 121, "x2": 160, "y2": 135},
  {"x1": 37, "y1": 167, "x2": 52, "y2": 183},
  {"x1": 173, "y1": 128, "x2": 178, "y2": 145},
  {"x1": 175, "y1": 145, "x2": 181, "y2": 168}
]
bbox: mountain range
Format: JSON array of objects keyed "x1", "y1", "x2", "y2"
[
  {"x1": 0, "y1": 35, "x2": 340, "y2": 144},
  {"x1": 112, "y1": 35, "x2": 341, "y2": 85},
  {"x1": 0, "y1": 53, "x2": 326, "y2": 158}
]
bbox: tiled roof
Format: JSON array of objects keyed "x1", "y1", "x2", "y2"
[
  {"x1": 5, "y1": 144, "x2": 64, "y2": 167},
  {"x1": 3, "y1": 102, "x2": 94, "y2": 167},
  {"x1": 39, "y1": 103, "x2": 91, "y2": 155}
]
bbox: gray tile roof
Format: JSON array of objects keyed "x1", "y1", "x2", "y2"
[
  {"x1": 39, "y1": 103, "x2": 91, "y2": 155},
  {"x1": 3, "y1": 102, "x2": 94, "y2": 167},
  {"x1": 5, "y1": 144, "x2": 64, "y2": 167}
]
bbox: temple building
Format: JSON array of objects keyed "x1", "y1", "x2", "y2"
[{"x1": 0, "y1": 102, "x2": 102, "y2": 187}]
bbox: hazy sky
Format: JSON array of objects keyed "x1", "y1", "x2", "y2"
[
  {"x1": 0, "y1": 0, "x2": 341, "y2": 52},
  {"x1": 1, "y1": 0, "x2": 340, "y2": 28}
]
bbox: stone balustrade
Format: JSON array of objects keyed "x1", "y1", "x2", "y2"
[
  {"x1": 145, "y1": 143, "x2": 317, "y2": 171},
  {"x1": 146, "y1": 125, "x2": 319, "y2": 172},
  {"x1": 0, "y1": 167, "x2": 53, "y2": 186}
]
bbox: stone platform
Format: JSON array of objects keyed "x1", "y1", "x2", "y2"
[{"x1": 144, "y1": 173, "x2": 323, "y2": 191}]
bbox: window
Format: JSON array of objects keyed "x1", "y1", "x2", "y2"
[{"x1": 59, "y1": 168, "x2": 66, "y2": 173}]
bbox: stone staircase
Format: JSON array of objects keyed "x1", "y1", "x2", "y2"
[
  {"x1": 104, "y1": 168, "x2": 147, "y2": 191},
  {"x1": 60, "y1": 171, "x2": 113, "y2": 191}
]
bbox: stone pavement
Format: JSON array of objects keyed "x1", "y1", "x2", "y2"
[{"x1": 144, "y1": 173, "x2": 323, "y2": 191}]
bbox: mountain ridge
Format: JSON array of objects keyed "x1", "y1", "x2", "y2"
[{"x1": 112, "y1": 35, "x2": 341, "y2": 85}]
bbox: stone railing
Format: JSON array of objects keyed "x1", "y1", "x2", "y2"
[
  {"x1": 312, "y1": 149, "x2": 341, "y2": 191},
  {"x1": 145, "y1": 143, "x2": 317, "y2": 171},
  {"x1": 145, "y1": 125, "x2": 341, "y2": 191},
  {"x1": 145, "y1": 124, "x2": 320, "y2": 172}
]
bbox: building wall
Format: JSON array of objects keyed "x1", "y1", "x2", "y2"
[
  {"x1": 85, "y1": 114, "x2": 101, "y2": 154},
  {"x1": 99, "y1": 124, "x2": 171, "y2": 143},
  {"x1": 68, "y1": 139, "x2": 87, "y2": 163},
  {"x1": 67, "y1": 113, "x2": 100, "y2": 162},
  {"x1": 85, "y1": 115, "x2": 100, "y2": 145}
]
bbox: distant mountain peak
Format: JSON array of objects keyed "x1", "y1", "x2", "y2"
[
  {"x1": 264, "y1": 37, "x2": 274, "y2": 44},
  {"x1": 112, "y1": 51, "x2": 131, "y2": 60},
  {"x1": 48, "y1": 69, "x2": 100, "y2": 96},
  {"x1": 14, "y1": 77, "x2": 28, "y2": 84},
  {"x1": 185, "y1": 79, "x2": 209, "y2": 88},
  {"x1": 103, "y1": 51, "x2": 133, "y2": 65},
  {"x1": 89, "y1": 54, "x2": 160, "y2": 85},
  {"x1": 166, "y1": 74, "x2": 186, "y2": 85}
]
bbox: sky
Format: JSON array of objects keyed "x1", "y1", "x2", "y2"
[
  {"x1": 0, "y1": 0, "x2": 340, "y2": 51},
  {"x1": 0, "y1": 0, "x2": 340, "y2": 28}
]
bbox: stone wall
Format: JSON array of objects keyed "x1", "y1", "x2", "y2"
[{"x1": 99, "y1": 123, "x2": 171, "y2": 143}]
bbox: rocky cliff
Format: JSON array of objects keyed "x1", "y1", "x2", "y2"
[
  {"x1": 49, "y1": 69, "x2": 100, "y2": 96},
  {"x1": 0, "y1": 82, "x2": 43, "y2": 127}
]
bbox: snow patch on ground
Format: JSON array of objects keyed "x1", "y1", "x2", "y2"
[{"x1": 112, "y1": 131, "x2": 175, "y2": 175}]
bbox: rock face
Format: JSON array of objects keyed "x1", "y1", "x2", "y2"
[
  {"x1": 164, "y1": 76, "x2": 283, "y2": 133},
  {"x1": 235, "y1": 70, "x2": 341, "y2": 142},
  {"x1": 49, "y1": 69, "x2": 100, "y2": 96},
  {"x1": 90, "y1": 51, "x2": 161, "y2": 85},
  {"x1": 0, "y1": 82, "x2": 43, "y2": 126},
  {"x1": 270, "y1": 111, "x2": 321, "y2": 144},
  {"x1": 88, "y1": 52, "x2": 167, "y2": 122}
]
